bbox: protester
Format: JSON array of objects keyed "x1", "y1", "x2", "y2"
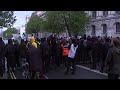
[
  {"x1": 55, "y1": 39, "x2": 62, "y2": 68},
  {"x1": 0, "y1": 37, "x2": 6, "y2": 78},
  {"x1": 26, "y1": 36, "x2": 37, "y2": 49},
  {"x1": 65, "y1": 38, "x2": 78, "y2": 75},
  {"x1": 28, "y1": 42, "x2": 43, "y2": 79},
  {"x1": 61, "y1": 39, "x2": 70, "y2": 69},
  {"x1": 6, "y1": 39, "x2": 16, "y2": 72},
  {"x1": 14, "y1": 40, "x2": 20, "y2": 68},
  {"x1": 100, "y1": 38, "x2": 111, "y2": 73},
  {"x1": 105, "y1": 38, "x2": 120, "y2": 79},
  {"x1": 1, "y1": 32, "x2": 119, "y2": 79},
  {"x1": 40, "y1": 37, "x2": 49, "y2": 73},
  {"x1": 50, "y1": 35, "x2": 57, "y2": 70},
  {"x1": 19, "y1": 39, "x2": 27, "y2": 59}
]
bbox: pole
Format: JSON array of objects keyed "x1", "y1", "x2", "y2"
[
  {"x1": 25, "y1": 15, "x2": 28, "y2": 40},
  {"x1": 0, "y1": 29, "x2": 2, "y2": 37}
]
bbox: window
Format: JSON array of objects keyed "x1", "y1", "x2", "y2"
[
  {"x1": 92, "y1": 11, "x2": 96, "y2": 19},
  {"x1": 103, "y1": 24, "x2": 107, "y2": 35},
  {"x1": 91, "y1": 25, "x2": 96, "y2": 35},
  {"x1": 116, "y1": 11, "x2": 120, "y2": 15},
  {"x1": 103, "y1": 11, "x2": 108, "y2": 17},
  {"x1": 116, "y1": 22, "x2": 120, "y2": 33}
]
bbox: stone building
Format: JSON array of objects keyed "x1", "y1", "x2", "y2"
[{"x1": 86, "y1": 11, "x2": 120, "y2": 38}]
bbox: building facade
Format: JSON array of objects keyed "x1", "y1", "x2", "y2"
[{"x1": 86, "y1": 11, "x2": 120, "y2": 37}]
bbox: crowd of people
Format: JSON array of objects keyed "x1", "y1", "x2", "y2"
[{"x1": 0, "y1": 34, "x2": 120, "y2": 79}]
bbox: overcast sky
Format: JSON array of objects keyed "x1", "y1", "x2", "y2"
[
  {"x1": 13, "y1": 11, "x2": 33, "y2": 28},
  {"x1": 1, "y1": 11, "x2": 33, "y2": 32}
]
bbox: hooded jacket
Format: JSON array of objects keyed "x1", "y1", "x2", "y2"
[
  {"x1": 26, "y1": 36, "x2": 37, "y2": 49},
  {"x1": 30, "y1": 36, "x2": 37, "y2": 48},
  {"x1": 105, "y1": 46, "x2": 120, "y2": 74}
]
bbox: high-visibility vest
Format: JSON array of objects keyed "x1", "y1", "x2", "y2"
[
  {"x1": 36, "y1": 41, "x2": 40, "y2": 45},
  {"x1": 13, "y1": 42, "x2": 15, "y2": 45},
  {"x1": 61, "y1": 44, "x2": 69, "y2": 56}
]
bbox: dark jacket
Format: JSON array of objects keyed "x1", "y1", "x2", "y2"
[
  {"x1": 6, "y1": 42, "x2": 16, "y2": 68},
  {"x1": 102, "y1": 42, "x2": 111, "y2": 57},
  {"x1": 0, "y1": 41, "x2": 6, "y2": 67},
  {"x1": 50, "y1": 37, "x2": 57, "y2": 56},
  {"x1": 105, "y1": 46, "x2": 120, "y2": 74},
  {"x1": 19, "y1": 42, "x2": 27, "y2": 58},
  {"x1": 40, "y1": 42, "x2": 49, "y2": 57},
  {"x1": 14, "y1": 43, "x2": 19, "y2": 59},
  {"x1": 0, "y1": 41, "x2": 6, "y2": 59},
  {"x1": 28, "y1": 46, "x2": 43, "y2": 73}
]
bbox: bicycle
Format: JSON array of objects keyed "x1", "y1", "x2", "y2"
[
  {"x1": 34, "y1": 72, "x2": 48, "y2": 79},
  {"x1": 19, "y1": 58, "x2": 30, "y2": 79}
]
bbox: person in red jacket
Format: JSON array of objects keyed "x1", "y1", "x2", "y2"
[{"x1": 61, "y1": 39, "x2": 70, "y2": 72}]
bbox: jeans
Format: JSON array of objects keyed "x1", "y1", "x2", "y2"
[
  {"x1": 65, "y1": 58, "x2": 76, "y2": 74},
  {"x1": 63, "y1": 56, "x2": 68, "y2": 68}
]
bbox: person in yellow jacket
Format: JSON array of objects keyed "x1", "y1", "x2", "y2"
[{"x1": 26, "y1": 36, "x2": 37, "y2": 49}]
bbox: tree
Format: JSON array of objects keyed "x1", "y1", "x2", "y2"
[
  {"x1": 26, "y1": 12, "x2": 44, "y2": 34},
  {"x1": 3, "y1": 27, "x2": 18, "y2": 39},
  {"x1": 0, "y1": 11, "x2": 16, "y2": 29},
  {"x1": 43, "y1": 11, "x2": 90, "y2": 36},
  {"x1": 43, "y1": 11, "x2": 65, "y2": 34}
]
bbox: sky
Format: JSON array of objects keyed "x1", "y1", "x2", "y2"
[
  {"x1": 13, "y1": 11, "x2": 33, "y2": 28},
  {"x1": 1, "y1": 11, "x2": 33, "y2": 33}
]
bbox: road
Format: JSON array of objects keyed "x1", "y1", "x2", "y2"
[
  {"x1": 2, "y1": 58, "x2": 108, "y2": 79},
  {"x1": 45, "y1": 64, "x2": 107, "y2": 79},
  {"x1": 4, "y1": 63, "x2": 108, "y2": 79}
]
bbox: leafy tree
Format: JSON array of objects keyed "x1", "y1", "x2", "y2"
[
  {"x1": 43, "y1": 11, "x2": 90, "y2": 36},
  {"x1": 43, "y1": 11, "x2": 65, "y2": 34},
  {"x1": 26, "y1": 11, "x2": 90, "y2": 37},
  {"x1": 0, "y1": 11, "x2": 16, "y2": 28},
  {"x1": 26, "y1": 12, "x2": 44, "y2": 34},
  {"x1": 3, "y1": 27, "x2": 18, "y2": 39}
]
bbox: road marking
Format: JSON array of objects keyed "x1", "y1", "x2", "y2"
[
  {"x1": 76, "y1": 65, "x2": 108, "y2": 76},
  {"x1": 76, "y1": 65, "x2": 120, "y2": 79},
  {"x1": 43, "y1": 75, "x2": 48, "y2": 79},
  {"x1": 11, "y1": 72, "x2": 16, "y2": 79},
  {"x1": 10, "y1": 68, "x2": 16, "y2": 79},
  {"x1": 9, "y1": 71, "x2": 14, "y2": 79}
]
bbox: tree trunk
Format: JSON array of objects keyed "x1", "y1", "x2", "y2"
[
  {"x1": 74, "y1": 33, "x2": 78, "y2": 39},
  {"x1": 58, "y1": 32, "x2": 60, "y2": 38},
  {"x1": 68, "y1": 31, "x2": 71, "y2": 37},
  {"x1": 63, "y1": 15, "x2": 71, "y2": 37}
]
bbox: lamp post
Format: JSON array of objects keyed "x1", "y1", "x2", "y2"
[
  {"x1": 1, "y1": 29, "x2": 3, "y2": 38},
  {"x1": 25, "y1": 15, "x2": 29, "y2": 40}
]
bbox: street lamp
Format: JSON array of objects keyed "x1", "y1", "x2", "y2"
[{"x1": 25, "y1": 15, "x2": 29, "y2": 40}]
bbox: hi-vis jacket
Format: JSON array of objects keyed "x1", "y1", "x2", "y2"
[
  {"x1": 61, "y1": 44, "x2": 70, "y2": 56},
  {"x1": 26, "y1": 36, "x2": 37, "y2": 49}
]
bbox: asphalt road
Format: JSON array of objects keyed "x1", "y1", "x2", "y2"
[
  {"x1": 5, "y1": 63, "x2": 108, "y2": 79},
  {"x1": 45, "y1": 65, "x2": 107, "y2": 79}
]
